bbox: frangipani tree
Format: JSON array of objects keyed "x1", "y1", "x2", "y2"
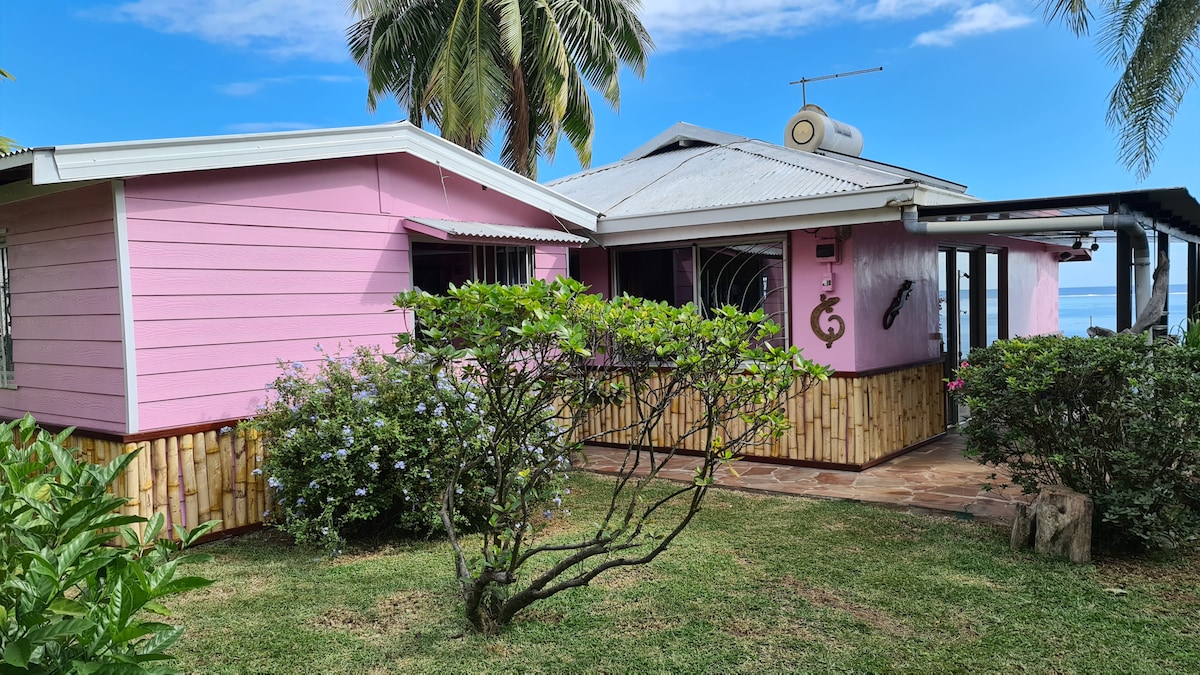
[{"x1": 394, "y1": 278, "x2": 828, "y2": 632}]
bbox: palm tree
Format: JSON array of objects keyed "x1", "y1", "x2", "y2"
[
  {"x1": 0, "y1": 68, "x2": 17, "y2": 154},
  {"x1": 1043, "y1": 0, "x2": 1200, "y2": 179},
  {"x1": 348, "y1": 0, "x2": 652, "y2": 179}
]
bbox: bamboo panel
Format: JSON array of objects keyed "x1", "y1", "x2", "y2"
[
  {"x1": 137, "y1": 441, "x2": 153, "y2": 525},
  {"x1": 233, "y1": 428, "x2": 248, "y2": 528},
  {"x1": 179, "y1": 434, "x2": 199, "y2": 529},
  {"x1": 205, "y1": 430, "x2": 224, "y2": 531},
  {"x1": 166, "y1": 437, "x2": 182, "y2": 534},
  {"x1": 122, "y1": 442, "x2": 141, "y2": 538},
  {"x1": 193, "y1": 433, "x2": 211, "y2": 529},
  {"x1": 152, "y1": 439, "x2": 169, "y2": 537},
  {"x1": 220, "y1": 431, "x2": 235, "y2": 530},
  {"x1": 581, "y1": 361, "x2": 945, "y2": 468}
]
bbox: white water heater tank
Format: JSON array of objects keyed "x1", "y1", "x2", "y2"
[{"x1": 784, "y1": 104, "x2": 864, "y2": 156}]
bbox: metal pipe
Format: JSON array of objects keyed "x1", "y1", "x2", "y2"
[{"x1": 902, "y1": 206, "x2": 1152, "y2": 315}]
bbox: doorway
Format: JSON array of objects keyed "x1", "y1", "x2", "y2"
[{"x1": 939, "y1": 245, "x2": 1008, "y2": 426}]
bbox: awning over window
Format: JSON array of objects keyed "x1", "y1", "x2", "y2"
[{"x1": 404, "y1": 218, "x2": 589, "y2": 247}]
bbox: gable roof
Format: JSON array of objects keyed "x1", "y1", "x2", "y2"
[
  {"x1": 548, "y1": 121, "x2": 966, "y2": 221},
  {"x1": 0, "y1": 122, "x2": 598, "y2": 230}
]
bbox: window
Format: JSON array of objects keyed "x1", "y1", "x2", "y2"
[
  {"x1": 615, "y1": 240, "x2": 787, "y2": 347},
  {"x1": 0, "y1": 232, "x2": 11, "y2": 386},
  {"x1": 411, "y1": 242, "x2": 532, "y2": 294}
]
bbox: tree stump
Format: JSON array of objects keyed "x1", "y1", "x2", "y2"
[{"x1": 1010, "y1": 486, "x2": 1093, "y2": 563}]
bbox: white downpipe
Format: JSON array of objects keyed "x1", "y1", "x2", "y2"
[{"x1": 902, "y1": 206, "x2": 1152, "y2": 315}]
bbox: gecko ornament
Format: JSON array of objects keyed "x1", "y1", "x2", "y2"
[
  {"x1": 882, "y1": 280, "x2": 915, "y2": 330},
  {"x1": 810, "y1": 294, "x2": 845, "y2": 349}
]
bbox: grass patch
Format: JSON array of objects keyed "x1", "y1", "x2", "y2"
[{"x1": 171, "y1": 473, "x2": 1199, "y2": 673}]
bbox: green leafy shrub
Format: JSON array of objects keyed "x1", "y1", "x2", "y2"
[
  {"x1": 954, "y1": 335, "x2": 1200, "y2": 550},
  {"x1": 0, "y1": 414, "x2": 217, "y2": 673},
  {"x1": 250, "y1": 345, "x2": 494, "y2": 552}
]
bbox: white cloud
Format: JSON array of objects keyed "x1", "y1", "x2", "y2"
[
  {"x1": 639, "y1": 0, "x2": 847, "y2": 49},
  {"x1": 217, "y1": 74, "x2": 359, "y2": 96},
  {"x1": 856, "y1": 0, "x2": 965, "y2": 20},
  {"x1": 223, "y1": 122, "x2": 319, "y2": 133},
  {"x1": 96, "y1": 0, "x2": 1034, "y2": 61},
  {"x1": 107, "y1": 0, "x2": 354, "y2": 61},
  {"x1": 912, "y1": 3, "x2": 1033, "y2": 46}
]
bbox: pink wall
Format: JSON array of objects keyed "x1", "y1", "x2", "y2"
[
  {"x1": 852, "y1": 222, "x2": 941, "y2": 372},
  {"x1": 577, "y1": 248, "x2": 610, "y2": 298},
  {"x1": 125, "y1": 154, "x2": 572, "y2": 432},
  {"x1": 790, "y1": 230, "x2": 856, "y2": 371},
  {"x1": 1007, "y1": 243, "x2": 1060, "y2": 336},
  {"x1": 0, "y1": 184, "x2": 127, "y2": 432}
]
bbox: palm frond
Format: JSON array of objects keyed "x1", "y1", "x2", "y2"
[
  {"x1": 1104, "y1": 0, "x2": 1200, "y2": 179},
  {"x1": 1041, "y1": 0, "x2": 1095, "y2": 35}
]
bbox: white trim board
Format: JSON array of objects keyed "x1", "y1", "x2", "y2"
[{"x1": 111, "y1": 180, "x2": 139, "y2": 434}]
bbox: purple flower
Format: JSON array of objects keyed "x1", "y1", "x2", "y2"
[
  {"x1": 416, "y1": 402, "x2": 427, "y2": 413},
  {"x1": 455, "y1": 486, "x2": 464, "y2": 495},
  {"x1": 543, "y1": 510, "x2": 553, "y2": 520},
  {"x1": 320, "y1": 452, "x2": 332, "y2": 460},
  {"x1": 373, "y1": 418, "x2": 386, "y2": 428},
  {"x1": 267, "y1": 476, "x2": 282, "y2": 489},
  {"x1": 296, "y1": 497, "x2": 305, "y2": 505},
  {"x1": 291, "y1": 361, "x2": 304, "y2": 370},
  {"x1": 336, "y1": 449, "x2": 347, "y2": 458},
  {"x1": 251, "y1": 468, "x2": 262, "y2": 476},
  {"x1": 309, "y1": 480, "x2": 319, "y2": 489},
  {"x1": 367, "y1": 461, "x2": 379, "y2": 471},
  {"x1": 395, "y1": 460, "x2": 406, "y2": 470},
  {"x1": 285, "y1": 428, "x2": 297, "y2": 439},
  {"x1": 355, "y1": 487, "x2": 368, "y2": 496},
  {"x1": 219, "y1": 426, "x2": 233, "y2": 434}
]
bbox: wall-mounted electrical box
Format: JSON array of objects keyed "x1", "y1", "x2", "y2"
[{"x1": 815, "y1": 240, "x2": 841, "y2": 264}]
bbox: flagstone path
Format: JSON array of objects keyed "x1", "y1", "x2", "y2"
[{"x1": 580, "y1": 434, "x2": 1031, "y2": 524}]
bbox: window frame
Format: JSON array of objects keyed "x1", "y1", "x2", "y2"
[{"x1": 611, "y1": 236, "x2": 790, "y2": 348}]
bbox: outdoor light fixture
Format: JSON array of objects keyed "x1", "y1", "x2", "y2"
[
  {"x1": 1090, "y1": 241, "x2": 1100, "y2": 252},
  {"x1": 1072, "y1": 238, "x2": 1083, "y2": 249},
  {"x1": 1058, "y1": 251, "x2": 1074, "y2": 262}
]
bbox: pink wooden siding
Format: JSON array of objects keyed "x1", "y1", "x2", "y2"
[
  {"x1": 125, "y1": 154, "x2": 572, "y2": 432},
  {"x1": 0, "y1": 184, "x2": 126, "y2": 432},
  {"x1": 533, "y1": 246, "x2": 568, "y2": 281}
]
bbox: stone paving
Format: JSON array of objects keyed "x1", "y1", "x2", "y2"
[{"x1": 580, "y1": 433, "x2": 1032, "y2": 524}]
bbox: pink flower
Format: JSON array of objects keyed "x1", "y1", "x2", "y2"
[
  {"x1": 946, "y1": 378, "x2": 965, "y2": 391},
  {"x1": 960, "y1": 361, "x2": 969, "y2": 368}
]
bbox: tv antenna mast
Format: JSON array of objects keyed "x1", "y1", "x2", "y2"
[{"x1": 790, "y1": 67, "x2": 883, "y2": 106}]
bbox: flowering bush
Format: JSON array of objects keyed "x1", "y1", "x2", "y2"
[
  {"x1": 952, "y1": 335, "x2": 1200, "y2": 550},
  {"x1": 250, "y1": 346, "x2": 495, "y2": 551}
]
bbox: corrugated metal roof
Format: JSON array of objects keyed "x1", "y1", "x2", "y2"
[
  {"x1": 404, "y1": 218, "x2": 589, "y2": 245},
  {"x1": 548, "y1": 123, "x2": 960, "y2": 219}
]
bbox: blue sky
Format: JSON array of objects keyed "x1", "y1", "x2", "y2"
[{"x1": 2, "y1": 0, "x2": 1197, "y2": 286}]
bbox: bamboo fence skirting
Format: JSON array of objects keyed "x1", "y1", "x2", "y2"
[
  {"x1": 579, "y1": 362, "x2": 946, "y2": 467},
  {"x1": 65, "y1": 427, "x2": 267, "y2": 541}
]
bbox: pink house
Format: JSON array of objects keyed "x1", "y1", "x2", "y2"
[
  {"x1": 0, "y1": 123, "x2": 595, "y2": 533},
  {"x1": 1, "y1": 117, "x2": 1197, "y2": 536}
]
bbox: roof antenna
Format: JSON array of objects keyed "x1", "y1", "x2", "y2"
[{"x1": 790, "y1": 67, "x2": 883, "y2": 107}]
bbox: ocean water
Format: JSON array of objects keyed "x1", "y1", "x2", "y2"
[
  {"x1": 1059, "y1": 285, "x2": 1190, "y2": 337},
  {"x1": 951, "y1": 285, "x2": 1191, "y2": 342}
]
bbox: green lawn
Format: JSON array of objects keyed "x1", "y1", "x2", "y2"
[{"x1": 170, "y1": 474, "x2": 1199, "y2": 674}]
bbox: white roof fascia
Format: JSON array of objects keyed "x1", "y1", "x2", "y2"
[
  {"x1": 26, "y1": 123, "x2": 598, "y2": 231},
  {"x1": 598, "y1": 207, "x2": 905, "y2": 247},
  {"x1": 913, "y1": 184, "x2": 981, "y2": 207},
  {"x1": 597, "y1": 184, "x2": 918, "y2": 236}
]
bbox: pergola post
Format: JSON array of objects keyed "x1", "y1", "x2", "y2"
[
  {"x1": 1157, "y1": 231, "x2": 1170, "y2": 330},
  {"x1": 1189, "y1": 241, "x2": 1199, "y2": 321},
  {"x1": 1116, "y1": 230, "x2": 1133, "y2": 332}
]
